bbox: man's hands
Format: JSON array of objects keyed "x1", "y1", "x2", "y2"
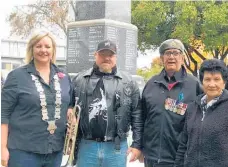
[
  {"x1": 138, "y1": 153, "x2": 144, "y2": 163},
  {"x1": 1, "y1": 146, "x2": 9, "y2": 167},
  {"x1": 127, "y1": 147, "x2": 142, "y2": 162}
]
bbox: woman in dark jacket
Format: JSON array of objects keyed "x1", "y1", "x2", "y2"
[
  {"x1": 1, "y1": 32, "x2": 73, "y2": 167},
  {"x1": 175, "y1": 59, "x2": 228, "y2": 167}
]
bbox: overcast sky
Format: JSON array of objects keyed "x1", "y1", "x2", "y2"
[{"x1": 0, "y1": 1, "x2": 32, "y2": 38}]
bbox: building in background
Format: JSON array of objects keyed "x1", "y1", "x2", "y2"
[{"x1": 1, "y1": 39, "x2": 67, "y2": 72}]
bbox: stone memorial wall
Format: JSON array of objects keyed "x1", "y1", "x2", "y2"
[
  {"x1": 67, "y1": 20, "x2": 137, "y2": 74},
  {"x1": 67, "y1": 1, "x2": 137, "y2": 74}
]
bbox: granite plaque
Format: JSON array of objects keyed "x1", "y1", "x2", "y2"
[{"x1": 66, "y1": 19, "x2": 138, "y2": 74}]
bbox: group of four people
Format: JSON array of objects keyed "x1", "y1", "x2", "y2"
[{"x1": 1, "y1": 32, "x2": 228, "y2": 167}]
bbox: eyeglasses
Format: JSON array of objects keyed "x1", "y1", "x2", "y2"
[{"x1": 163, "y1": 51, "x2": 182, "y2": 57}]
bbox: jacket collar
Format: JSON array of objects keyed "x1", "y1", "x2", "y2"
[
  {"x1": 156, "y1": 65, "x2": 187, "y2": 83},
  {"x1": 195, "y1": 89, "x2": 228, "y2": 106},
  {"x1": 25, "y1": 60, "x2": 60, "y2": 76},
  {"x1": 26, "y1": 61, "x2": 38, "y2": 74},
  {"x1": 82, "y1": 67, "x2": 123, "y2": 79}
]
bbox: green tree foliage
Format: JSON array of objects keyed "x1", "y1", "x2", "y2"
[
  {"x1": 132, "y1": 1, "x2": 228, "y2": 76},
  {"x1": 137, "y1": 57, "x2": 163, "y2": 81}
]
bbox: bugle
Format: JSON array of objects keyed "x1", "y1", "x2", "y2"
[{"x1": 61, "y1": 105, "x2": 81, "y2": 167}]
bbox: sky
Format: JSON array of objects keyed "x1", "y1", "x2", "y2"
[
  {"x1": 0, "y1": 1, "x2": 32, "y2": 38},
  {"x1": 0, "y1": 0, "x2": 158, "y2": 69}
]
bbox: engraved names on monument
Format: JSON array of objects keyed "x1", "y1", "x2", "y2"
[
  {"x1": 67, "y1": 25, "x2": 104, "y2": 72},
  {"x1": 67, "y1": 21, "x2": 137, "y2": 74}
]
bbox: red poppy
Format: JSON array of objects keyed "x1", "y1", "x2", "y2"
[{"x1": 57, "y1": 72, "x2": 65, "y2": 79}]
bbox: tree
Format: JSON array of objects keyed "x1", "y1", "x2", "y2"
[
  {"x1": 7, "y1": 0, "x2": 76, "y2": 39},
  {"x1": 132, "y1": 1, "x2": 228, "y2": 76},
  {"x1": 7, "y1": 0, "x2": 228, "y2": 76},
  {"x1": 137, "y1": 57, "x2": 163, "y2": 81}
]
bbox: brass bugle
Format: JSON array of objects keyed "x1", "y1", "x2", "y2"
[{"x1": 61, "y1": 105, "x2": 81, "y2": 167}]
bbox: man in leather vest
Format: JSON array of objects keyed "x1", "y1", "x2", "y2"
[{"x1": 72, "y1": 39, "x2": 143, "y2": 167}]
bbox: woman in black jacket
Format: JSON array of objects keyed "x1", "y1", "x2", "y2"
[{"x1": 175, "y1": 59, "x2": 228, "y2": 167}]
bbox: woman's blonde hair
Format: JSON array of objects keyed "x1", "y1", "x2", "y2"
[{"x1": 25, "y1": 32, "x2": 57, "y2": 64}]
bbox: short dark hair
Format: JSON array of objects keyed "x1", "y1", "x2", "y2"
[{"x1": 199, "y1": 59, "x2": 228, "y2": 83}]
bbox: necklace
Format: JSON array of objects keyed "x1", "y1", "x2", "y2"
[{"x1": 31, "y1": 74, "x2": 62, "y2": 134}]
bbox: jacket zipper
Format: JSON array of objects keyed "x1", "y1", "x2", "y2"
[
  {"x1": 198, "y1": 108, "x2": 206, "y2": 166},
  {"x1": 79, "y1": 103, "x2": 86, "y2": 138},
  {"x1": 158, "y1": 112, "x2": 165, "y2": 164},
  {"x1": 79, "y1": 78, "x2": 89, "y2": 138},
  {"x1": 198, "y1": 123, "x2": 203, "y2": 166},
  {"x1": 104, "y1": 104, "x2": 109, "y2": 141},
  {"x1": 104, "y1": 76, "x2": 109, "y2": 141},
  {"x1": 155, "y1": 80, "x2": 172, "y2": 164}
]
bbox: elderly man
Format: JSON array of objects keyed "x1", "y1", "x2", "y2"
[
  {"x1": 141, "y1": 39, "x2": 202, "y2": 167},
  {"x1": 72, "y1": 39, "x2": 143, "y2": 167}
]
